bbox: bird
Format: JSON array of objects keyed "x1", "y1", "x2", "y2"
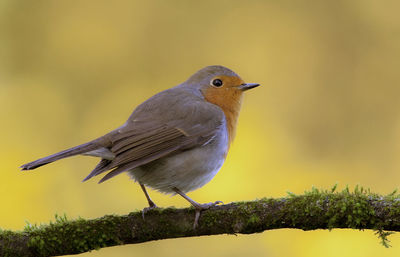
[{"x1": 20, "y1": 65, "x2": 260, "y2": 228}]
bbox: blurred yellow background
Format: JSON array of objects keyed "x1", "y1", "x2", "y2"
[{"x1": 1, "y1": 0, "x2": 400, "y2": 256}]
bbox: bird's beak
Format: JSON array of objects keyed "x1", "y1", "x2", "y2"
[{"x1": 238, "y1": 83, "x2": 260, "y2": 91}]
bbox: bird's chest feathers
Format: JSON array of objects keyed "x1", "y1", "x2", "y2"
[{"x1": 203, "y1": 88, "x2": 243, "y2": 145}]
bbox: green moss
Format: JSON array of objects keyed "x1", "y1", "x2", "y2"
[
  {"x1": 375, "y1": 229, "x2": 395, "y2": 248},
  {"x1": 247, "y1": 214, "x2": 260, "y2": 225},
  {"x1": 1, "y1": 185, "x2": 399, "y2": 255},
  {"x1": 281, "y1": 185, "x2": 400, "y2": 246},
  {"x1": 201, "y1": 212, "x2": 219, "y2": 227},
  {"x1": 0, "y1": 229, "x2": 28, "y2": 257},
  {"x1": 20, "y1": 214, "x2": 124, "y2": 256}
]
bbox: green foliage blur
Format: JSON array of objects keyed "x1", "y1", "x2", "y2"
[{"x1": 1, "y1": 0, "x2": 400, "y2": 256}]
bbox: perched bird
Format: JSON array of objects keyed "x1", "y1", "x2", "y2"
[{"x1": 20, "y1": 65, "x2": 259, "y2": 227}]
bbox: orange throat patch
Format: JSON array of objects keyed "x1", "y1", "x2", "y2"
[{"x1": 202, "y1": 78, "x2": 244, "y2": 146}]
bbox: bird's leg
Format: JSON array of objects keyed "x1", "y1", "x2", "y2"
[
  {"x1": 140, "y1": 183, "x2": 158, "y2": 219},
  {"x1": 173, "y1": 187, "x2": 223, "y2": 229}
]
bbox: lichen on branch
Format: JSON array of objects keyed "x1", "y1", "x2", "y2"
[{"x1": 1, "y1": 185, "x2": 400, "y2": 257}]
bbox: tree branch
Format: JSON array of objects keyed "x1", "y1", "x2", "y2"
[{"x1": 1, "y1": 186, "x2": 400, "y2": 256}]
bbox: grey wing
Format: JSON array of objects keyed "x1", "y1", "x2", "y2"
[{"x1": 82, "y1": 100, "x2": 225, "y2": 183}]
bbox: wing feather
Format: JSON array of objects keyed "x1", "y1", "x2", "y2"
[
  {"x1": 110, "y1": 128, "x2": 185, "y2": 167},
  {"x1": 112, "y1": 126, "x2": 182, "y2": 155},
  {"x1": 98, "y1": 145, "x2": 181, "y2": 183},
  {"x1": 82, "y1": 94, "x2": 225, "y2": 183}
]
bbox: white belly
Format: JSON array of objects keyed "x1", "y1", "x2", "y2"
[{"x1": 127, "y1": 127, "x2": 229, "y2": 194}]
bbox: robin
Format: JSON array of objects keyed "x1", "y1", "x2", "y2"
[{"x1": 20, "y1": 65, "x2": 260, "y2": 228}]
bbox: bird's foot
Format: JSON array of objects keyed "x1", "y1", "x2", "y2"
[
  {"x1": 142, "y1": 203, "x2": 159, "y2": 220},
  {"x1": 193, "y1": 201, "x2": 223, "y2": 229}
]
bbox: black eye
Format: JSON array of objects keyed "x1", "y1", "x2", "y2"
[{"x1": 211, "y1": 79, "x2": 223, "y2": 87}]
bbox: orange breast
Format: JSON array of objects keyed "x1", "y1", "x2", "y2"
[{"x1": 202, "y1": 76, "x2": 244, "y2": 146}]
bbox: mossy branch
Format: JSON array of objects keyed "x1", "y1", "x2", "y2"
[{"x1": 1, "y1": 186, "x2": 400, "y2": 256}]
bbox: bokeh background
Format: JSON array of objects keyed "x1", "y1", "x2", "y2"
[{"x1": 1, "y1": 0, "x2": 400, "y2": 256}]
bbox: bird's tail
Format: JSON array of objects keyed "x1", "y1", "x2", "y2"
[{"x1": 20, "y1": 140, "x2": 102, "y2": 170}]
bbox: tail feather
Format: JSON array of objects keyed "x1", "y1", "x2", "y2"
[
  {"x1": 81, "y1": 159, "x2": 111, "y2": 182},
  {"x1": 20, "y1": 141, "x2": 102, "y2": 170}
]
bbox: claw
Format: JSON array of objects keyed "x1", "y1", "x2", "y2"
[
  {"x1": 193, "y1": 200, "x2": 223, "y2": 229},
  {"x1": 142, "y1": 203, "x2": 158, "y2": 220},
  {"x1": 172, "y1": 187, "x2": 224, "y2": 229}
]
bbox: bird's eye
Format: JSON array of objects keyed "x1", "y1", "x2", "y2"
[{"x1": 211, "y1": 79, "x2": 223, "y2": 87}]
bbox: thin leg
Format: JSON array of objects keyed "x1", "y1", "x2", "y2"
[
  {"x1": 140, "y1": 183, "x2": 158, "y2": 219},
  {"x1": 173, "y1": 187, "x2": 223, "y2": 229}
]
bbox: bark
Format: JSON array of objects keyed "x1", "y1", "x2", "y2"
[{"x1": 1, "y1": 187, "x2": 399, "y2": 256}]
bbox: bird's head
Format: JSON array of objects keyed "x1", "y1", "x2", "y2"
[{"x1": 183, "y1": 65, "x2": 260, "y2": 143}]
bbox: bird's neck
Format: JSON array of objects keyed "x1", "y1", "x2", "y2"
[{"x1": 203, "y1": 90, "x2": 243, "y2": 146}]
